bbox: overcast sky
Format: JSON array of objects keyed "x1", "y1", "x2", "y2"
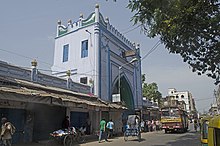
[{"x1": 0, "y1": 0, "x2": 217, "y2": 112}]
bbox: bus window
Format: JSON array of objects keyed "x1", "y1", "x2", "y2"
[
  {"x1": 161, "y1": 110, "x2": 169, "y2": 117},
  {"x1": 170, "y1": 109, "x2": 180, "y2": 117}
]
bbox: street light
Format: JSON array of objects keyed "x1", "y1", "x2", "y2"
[{"x1": 118, "y1": 57, "x2": 139, "y2": 102}]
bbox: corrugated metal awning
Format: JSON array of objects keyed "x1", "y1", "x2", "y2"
[{"x1": 0, "y1": 77, "x2": 127, "y2": 110}]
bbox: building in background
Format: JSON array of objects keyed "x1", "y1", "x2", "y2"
[
  {"x1": 168, "y1": 88, "x2": 197, "y2": 115},
  {"x1": 51, "y1": 5, "x2": 142, "y2": 114},
  {"x1": 209, "y1": 103, "x2": 218, "y2": 115},
  {"x1": 142, "y1": 97, "x2": 160, "y2": 121}
]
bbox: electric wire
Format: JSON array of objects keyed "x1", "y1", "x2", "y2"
[
  {"x1": 122, "y1": 24, "x2": 141, "y2": 34},
  {"x1": 0, "y1": 48, "x2": 66, "y2": 70},
  {"x1": 141, "y1": 40, "x2": 161, "y2": 61}
]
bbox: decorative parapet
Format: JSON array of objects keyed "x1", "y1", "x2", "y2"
[
  {"x1": 106, "y1": 23, "x2": 136, "y2": 50},
  {"x1": 56, "y1": 5, "x2": 136, "y2": 50},
  {"x1": 0, "y1": 61, "x2": 90, "y2": 94}
]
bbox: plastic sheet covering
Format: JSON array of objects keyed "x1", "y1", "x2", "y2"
[
  {"x1": 127, "y1": 115, "x2": 140, "y2": 125},
  {"x1": 50, "y1": 127, "x2": 76, "y2": 137}
]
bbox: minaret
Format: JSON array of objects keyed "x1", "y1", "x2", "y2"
[{"x1": 94, "y1": 4, "x2": 100, "y2": 97}]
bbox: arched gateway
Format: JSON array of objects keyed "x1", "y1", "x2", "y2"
[{"x1": 112, "y1": 75, "x2": 134, "y2": 110}]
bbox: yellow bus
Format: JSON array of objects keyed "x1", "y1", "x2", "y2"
[
  {"x1": 161, "y1": 106, "x2": 188, "y2": 133},
  {"x1": 208, "y1": 115, "x2": 220, "y2": 146}
]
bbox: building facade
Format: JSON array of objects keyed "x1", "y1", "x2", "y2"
[
  {"x1": 168, "y1": 88, "x2": 196, "y2": 114},
  {"x1": 0, "y1": 60, "x2": 126, "y2": 144},
  {"x1": 51, "y1": 5, "x2": 143, "y2": 111}
]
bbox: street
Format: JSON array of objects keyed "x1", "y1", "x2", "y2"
[
  {"x1": 81, "y1": 123, "x2": 200, "y2": 146},
  {"x1": 14, "y1": 123, "x2": 200, "y2": 146},
  {"x1": 81, "y1": 130, "x2": 200, "y2": 146}
]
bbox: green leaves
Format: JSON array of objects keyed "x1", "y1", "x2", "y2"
[
  {"x1": 128, "y1": 0, "x2": 220, "y2": 84},
  {"x1": 142, "y1": 82, "x2": 162, "y2": 104}
]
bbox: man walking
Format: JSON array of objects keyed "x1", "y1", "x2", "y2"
[
  {"x1": 1, "y1": 117, "x2": 16, "y2": 146},
  {"x1": 106, "y1": 119, "x2": 114, "y2": 138},
  {"x1": 98, "y1": 118, "x2": 108, "y2": 143}
]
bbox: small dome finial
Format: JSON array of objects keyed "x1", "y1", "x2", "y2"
[
  {"x1": 31, "y1": 59, "x2": 37, "y2": 67},
  {"x1": 66, "y1": 70, "x2": 71, "y2": 77},
  {"x1": 105, "y1": 17, "x2": 109, "y2": 23},
  {"x1": 95, "y1": 4, "x2": 99, "y2": 8},
  {"x1": 80, "y1": 13, "x2": 83, "y2": 18},
  {"x1": 58, "y1": 20, "x2": 61, "y2": 25}
]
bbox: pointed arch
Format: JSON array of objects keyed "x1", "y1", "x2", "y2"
[{"x1": 112, "y1": 73, "x2": 134, "y2": 110}]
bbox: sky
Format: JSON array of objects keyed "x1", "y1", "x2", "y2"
[{"x1": 0, "y1": 0, "x2": 218, "y2": 113}]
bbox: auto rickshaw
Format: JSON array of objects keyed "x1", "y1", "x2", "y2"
[
  {"x1": 208, "y1": 115, "x2": 220, "y2": 146},
  {"x1": 124, "y1": 115, "x2": 141, "y2": 142},
  {"x1": 200, "y1": 116, "x2": 212, "y2": 146}
]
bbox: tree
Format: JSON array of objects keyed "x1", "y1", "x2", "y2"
[
  {"x1": 142, "y1": 74, "x2": 146, "y2": 84},
  {"x1": 128, "y1": 0, "x2": 220, "y2": 84},
  {"x1": 142, "y1": 82, "x2": 162, "y2": 105}
]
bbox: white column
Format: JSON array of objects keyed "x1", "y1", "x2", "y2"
[{"x1": 94, "y1": 4, "x2": 100, "y2": 97}]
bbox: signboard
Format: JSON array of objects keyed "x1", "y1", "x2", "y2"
[
  {"x1": 123, "y1": 50, "x2": 136, "y2": 57},
  {"x1": 112, "y1": 94, "x2": 121, "y2": 102}
]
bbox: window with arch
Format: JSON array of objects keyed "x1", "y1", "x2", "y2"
[{"x1": 181, "y1": 95, "x2": 184, "y2": 98}]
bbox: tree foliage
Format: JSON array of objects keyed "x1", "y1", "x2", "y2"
[
  {"x1": 142, "y1": 74, "x2": 146, "y2": 83},
  {"x1": 128, "y1": 0, "x2": 220, "y2": 84},
  {"x1": 142, "y1": 82, "x2": 162, "y2": 104}
]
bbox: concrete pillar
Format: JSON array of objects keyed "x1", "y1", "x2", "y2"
[
  {"x1": 94, "y1": 4, "x2": 100, "y2": 97},
  {"x1": 31, "y1": 59, "x2": 38, "y2": 82},
  {"x1": 66, "y1": 70, "x2": 72, "y2": 89}
]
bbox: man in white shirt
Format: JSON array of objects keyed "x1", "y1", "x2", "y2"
[{"x1": 106, "y1": 119, "x2": 114, "y2": 138}]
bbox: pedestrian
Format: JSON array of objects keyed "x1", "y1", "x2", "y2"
[
  {"x1": 1, "y1": 117, "x2": 16, "y2": 146},
  {"x1": 141, "y1": 120, "x2": 145, "y2": 132},
  {"x1": 155, "y1": 120, "x2": 159, "y2": 131},
  {"x1": 86, "y1": 118, "x2": 91, "y2": 135},
  {"x1": 106, "y1": 119, "x2": 114, "y2": 138},
  {"x1": 98, "y1": 118, "x2": 108, "y2": 143},
  {"x1": 194, "y1": 119, "x2": 198, "y2": 132},
  {"x1": 145, "y1": 120, "x2": 149, "y2": 132},
  {"x1": 62, "y1": 116, "x2": 70, "y2": 129},
  {"x1": 151, "y1": 119, "x2": 155, "y2": 131},
  {"x1": 148, "y1": 120, "x2": 152, "y2": 132}
]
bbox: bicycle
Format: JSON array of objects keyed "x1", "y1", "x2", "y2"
[
  {"x1": 63, "y1": 127, "x2": 86, "y2": 146},
  {"x1": 47, "y1": 127, "x2": 86, "y2": 146}
]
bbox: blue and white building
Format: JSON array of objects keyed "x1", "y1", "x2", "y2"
[{"x1": 51, "y1": 5, "x2": 142, "y2": 113}]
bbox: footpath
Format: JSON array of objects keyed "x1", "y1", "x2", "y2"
[
  {"x1": 14, "y1": 134, "x2": 98, "y2": 146},
  {"x1": 14, "y1": 131, "x2": 159, "y2": 146}
]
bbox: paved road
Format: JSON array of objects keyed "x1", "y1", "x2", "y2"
[
  {"x1": 15, "y1": 123, "x2": 200, "y2": 146},
  {"x1": 80, "y1": 130, "x2": 200, "y2": 146}
]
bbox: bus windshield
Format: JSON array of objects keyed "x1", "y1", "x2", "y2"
[{"x1": 161, "y1": 108, "x2": 180, "y2": 118}]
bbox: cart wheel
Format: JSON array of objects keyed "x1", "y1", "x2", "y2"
[
  {"x1": 124, "y1": 132, "x2": 128, "y2": 141},
  {"x1": 63, "y1": 135, "x2": 73, "y2": 146},
  {"x1": 77, "y1": 132, "x2": 85, "y2": 143}
]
